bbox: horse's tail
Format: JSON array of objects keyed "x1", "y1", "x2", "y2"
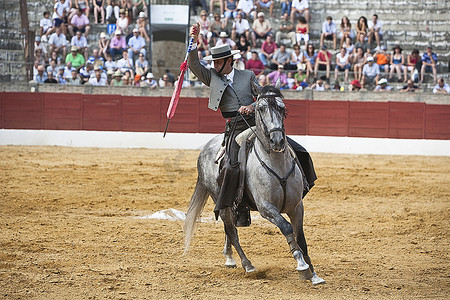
[{"x1": 183, "y1": 177, "x2": 209, "y2": 255}]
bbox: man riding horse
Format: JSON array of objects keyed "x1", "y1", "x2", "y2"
[{"x1": 188, "y1": 23, "x2": 317, "y2": 227}]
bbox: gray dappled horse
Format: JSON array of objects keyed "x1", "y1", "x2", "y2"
[{"x1": 183, "y1": 83, "x2": 325, "y2": 285}]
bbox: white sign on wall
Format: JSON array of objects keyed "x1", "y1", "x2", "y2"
[{"x1": 151, "y1": 5, "x2": 189, "y2": 25}]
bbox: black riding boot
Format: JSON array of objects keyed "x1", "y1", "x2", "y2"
[{"x1": 214, "y1": 162, "x2": 240, "y2": 218}]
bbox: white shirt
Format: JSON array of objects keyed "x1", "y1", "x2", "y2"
[
  {"x1": 49, "y1": 33, "x2": 67, "y2": 47},
  {"x1": 336, "y1": 52, "x2": 349, "y2": 65},
  {"x1": 216, "y1": 38, "x2": 236, "y2": 48},
  {"x1": 40, "y1": 17, "x2": 53, "y2": 32},
  {"x1": 89, "y1": 77, "x2": 107, "y2": 86},
  {"x1": 233, "y1": 19, "x2": 250, "y2": 35},
  {"x1": 71, "y1": 35, "x2": 87, "y2": 48},
  {"x1": 237, "y1": 0, "x2": 254, "y2": 14},
  {"x1": 433, "y1": 83, "x2": 450, "y2": 94},
  {"x1": 35, "y1": 42, "x2": 47, "y2": 54},
  {"x1": 369, "y1": 20, "x2": 383, "y2": 34},
  {"x1": 226, "y1": 68, "x2": 235, "y2": 84},
  {"x1": 53, "y1": 1, "x2": 70, "y2": 19},
  {"x1": 292, "y1": 0, "x2": 309, "y2": 10}
]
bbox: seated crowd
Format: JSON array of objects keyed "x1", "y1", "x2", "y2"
[{"x1": 33, "y1": 0, "x2": 447, "y2": 93}]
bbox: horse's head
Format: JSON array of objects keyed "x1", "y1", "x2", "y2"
[{"x1": 253, "y1": 82, "x2": 287, "y2": 152}]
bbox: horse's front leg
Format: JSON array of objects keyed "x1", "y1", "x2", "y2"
[
  {"x1": 258, "y1": 202, "x2": 311, "y2": 276},
  {"x1": 220, "y1": 208, "x2": 256, "y2": 273},
  {"x1": 223, "y1": 235, "x2": 236, "y2": 268}
]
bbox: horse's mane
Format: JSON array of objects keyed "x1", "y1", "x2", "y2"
[{"x1": 259, "y1": 85, "x2": 288, "y2": 118}]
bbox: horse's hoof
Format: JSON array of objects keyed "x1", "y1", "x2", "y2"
[
  {"x1": 225, "y1": 257, "x2": 237, "y2": 268},
  {"x1": 244, "y1": 265, "x2": 257, "y2": 273},
  {"x1": 298, "y1": 268, "x2": 313, "y2": 280},
  {"x1": 310, "y1": 273, "x2": 325, "y2": 285},
  {"x1": 225, "y1": 263, "x2": 237, "y2": 268}
]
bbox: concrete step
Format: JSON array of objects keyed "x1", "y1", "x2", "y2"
[{"x1": 0, "y1": 50, "x2": 23, "y2": 62}]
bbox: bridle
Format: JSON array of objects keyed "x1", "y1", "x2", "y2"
[{"x1": 256, "y1": 94, "x2": 287, "y2": 152}]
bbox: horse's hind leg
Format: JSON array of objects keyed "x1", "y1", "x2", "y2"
[
  {"x1": 223, "y1": 235, "x2": 236, "y2": 268},
  {"x1": 289, "y1": 202, "x2": 325, "y2": 285},
  {"x1": 220, "y1": 208, "x2": 256, "y2": 273},
  {"x1": 258, "y1": 203, "x2": 310, "y2": 273}
]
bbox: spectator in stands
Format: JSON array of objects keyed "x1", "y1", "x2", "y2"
[
  {"x1": 339, "y1": 16, "x2": 353, "y2": 48},
  {"x1": 65, "y1": 45, "x2": 85, "y2": 68},
  {"x1": 258, "y1": 35, "x2": 277, "y2": 67},
  {"x1": 34, "y1": 36, "x2": 48, "y2": 61},
  {"x1": 121, "y1": 0, "x2": 132, "y2": 18},
  {"x1": 311, "y1": 78, "x2": 330, "y2": 91},
  {"x1": 71, "y1": 30, "x2": 88, "y2": 59},
  {"x1": 53, "y1": 0, "x2": 69, "y2": 35},
  {"x1": 144, "y1": 72, "x2": 158, "y2": 89},
  {"x1": 68, "y1": 8, "x2": 91, "y2": 37},
  {"x1": 361, "y1": 56, "x2": 380, "y2": 88},
  {"x1": 286, "y1": 71, "x2": 295, "y2": 89},
  {"x1": 49, "y1": 27, "x2": 68, "y2": 58},
  {"x1": 44, "y1": 71, "x2": 58, "y2": 84},
  {"x1": 98, "y1": 32, "x2": 110, "y2": 58},
  {"x1": 40, "y1": 11, "x2": 54, "y2": 42},
  {"x1": 368, "y1": 14, "x2": 383, "y2": 50},
  {"x1": 92, "y1": 50, "x2": 105, "y2": 67},
  {"x1": 231, "y1": 12, "x2": 251, "y2": 41},
  {"x1": 237, "y1": 0, "x2": 256, "y2": 20},
  {"x1": 389, "y1": 45, "x2": 407, "y2": 82},
  {"x1": 356, "y1": 16, "x2": 368, "y2": 39},
  {"x1": 159, "y1": 74, "x2": 174, "y2": 87},
  {"x1": 47, "y1": 60, "x2": 59, "y2": 77},
  {"x1": 34, "y1": 65, "x2": 48, "y2": 83},
  {"x1": 117, "y1": 50, "x2": 134, "y2": 76},
  {"x1": 289, "y1": 44, "x2": 305, "y2": 71},
  {"x1": 352, "y1": 47, "x2": 366, "y2": 81},
  {"x1": 432, "y1": 77, "x2": 449, "y2": 94},
  {"x1": 208, "y1": 13, "x2": 225, "y2": 45},
  {"x1": 295, "y1": 16, "x2": 309, "y2": 48},
  {"x1": 135, "y1": 53, "x2": 149, "y2": 75},
  {"x1": 257, "y1": 0, "x2": 274, "y2": 18},
  {"x1": 49, "y1": 50, "x2": 63, "y2": 66},
  {"x1": 270, "y1": 44, "x2": 293, "y2": 70},
  {"x1": 374, "y1": 45, "x2": 389, "y2": 78},
  {"x1": 110, "y1": 70, "x2": 123, "y2": 86},
  {"x1": 266, "y1": 65, "x2": 288, "y2": 88},
  {"x1": 33, "y1": 60, "x2": 40, "y2": 77},
  {"x1": 258, "y1": 74, "x2": 267, "y2": 86},
  {"x1": 196, "y1": 32, "x2": 208, "y2": 57},
  {"x1": 56, "y1": 66, "x2": 67, "y2": 84},
  {"x1": 251, "y1": 12, "x2": 273, "y2": 47},
  {"x1": 374, "y1": 78, "x2": 391, "y2": 92},
  {"x1": 128, "y1": 28, "x2": 146, "y2": 62},
  {"x1": 165, "y1": 69, "x2": 176, "y2": 84},
  {"x1": 334, "y1": 47, "x2": 350, "y2": 82},
  {"x1": 34, "y1": 48, "x2": 45, "y2": 66},
  {"x1": 236, "y1": 34, "x2": 252, "y2": 61},
  {"x1": 406, "y1": 49, "x2": 420, "y2": 81},
  {"x1": 209, "y1": 0, "x2": 224, "y2": 17},
  {"x1": 198, "y1": 10, "x2": 210, "y2": 36},
  {"x1": 63, "y1": 62, "x2": 73, "y2": 78},
  {"x1": 294, "y1": 67, "x2": 308, "y2": 90},
  {"x1": 116, "y1": 9, "x2": 129, "y2": 34},
  {"x1": 104, "y1": 53, "x2": 117, "y2": 71},
  {"x1": 80, "y1": 58, "x2": 95, "y2": 83},
  {"x1": 400, "y1": 79, "x2": 420, "y2": 92},
  {"x1": 349, "y1": 79, "x2": 361, "y2": 91},
  {"x1": 72, "y1": 0, "x2": 90, "y2": 19},
  {"x1": 246, "y1": 51, "x2": 265, "y2": 77},
  {"x1": 420, "y1": 45, "x2": 438, "y2": 84},
  {"x1": 320, "y1": 16, "x2": 337, "y2": 50},
  {"x1": 281, "y1": 0, "x2": 292, "y2": 17},
  {"x1": 342, "y1": 36, "x2": 354, "y2": 55},
  {"x1": 290, "y1": 0, "x2": 309, "y2": 23},
  {"x1": 136, "y1": 11, "x2": 150, "y2": 42},
  {"x1": 314, "y1": 45, "x2": 331, "y2": 81},
  {"x1": 89, "y1": 66, "x2": 107, "y2": 85},
  {"x1": 216, "y1": 32, "x2": 236, "y2": 49},
  {"x1": 276, "y1": 13, "x2": 296, "y2": 47},
  {"x1": 190, "y1": 0, "x2": 208, "y2": 16},
  {"x1": 303, "y1": 43, "x2": 316, "y2": 81},
  {"x1": 93, "y1": 0, "x2": 106, "y2": 24},
  {"x1": 132, "y1": 0, "x2": 147, "y2": 20},
  {"x1": 110, "y1": 30, "x2": 127, "y2": 59},
  {"x1": 354, "y1": 32, "x2": 370, "y2": 54},
  {"x1": 67, "y1": 68, "x2": 81, "y2": 84},
  {"x1": 106, "y1": 0, "x2": 120, "y2": 21},
  {"x1": 224, "y1": 0, "x2": 239, "y2": 25}
]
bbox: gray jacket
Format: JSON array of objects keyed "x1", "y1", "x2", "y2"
[{"x1": 188, "y1": 49, "x2": 260, "y2": 113}]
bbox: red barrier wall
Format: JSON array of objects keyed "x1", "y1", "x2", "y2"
[{"x1": 1, "y1": 92, "x2": 450, "y2": 140}]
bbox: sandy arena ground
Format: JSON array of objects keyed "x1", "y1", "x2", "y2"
[{"x1": 0, "y1": 146, "x2": 449, "y2": 299}]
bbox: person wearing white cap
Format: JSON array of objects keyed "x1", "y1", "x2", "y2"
[
  {"x1": 137, "y1": 10, "x2": 150, "y2": 42},
  {"x1": 143, "y1": 72, "x2": 158, "y2": 89},
  {"x1": 98, "y1": 32, "x2": 110, "y2": 57},
  {"x1": 109, "y1": 30, "x2": 126, "y2": 59},
  {"x1": 111, "y1": 70, "x2": 124, "y2": 86},
  {"x1": 89, "y1": 66, "x2": 107, "y2": 86},
  {"x1": 374, "y1": 78, "x2": 391, "y2": 92},
  {"x1": 188, "y1": 22, "x2": 318, "y2": 227},
  {"x1": 361, "y1": 56, "x2": 380, "y2": 88},
  {"x1": 216, "y1": 32, "x2": 236, "y2": 48},
  {"x1": 128, "y1": 28, "x2": 146, "y2": 62},
  {"x1": 251, "y1": 12, "x2": 272, "y2": 47},
  {"x1": 34, "y1": 36, "x2": 48, "y2": 59}
]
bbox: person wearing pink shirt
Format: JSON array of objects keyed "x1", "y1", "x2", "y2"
[
  {"x1": 266, "y1": 64, "x2": 288, "y2": 88},
  {"x1": 109, "y1": 30, "x2": 127, "y2": 59},
  {"x1": 68, "y1": 8, "x2": 91, "y2": 36}
]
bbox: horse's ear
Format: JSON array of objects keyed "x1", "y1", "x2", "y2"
[{"x1": 275, "y1": 78, "x2": 282, "y2": 89}]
